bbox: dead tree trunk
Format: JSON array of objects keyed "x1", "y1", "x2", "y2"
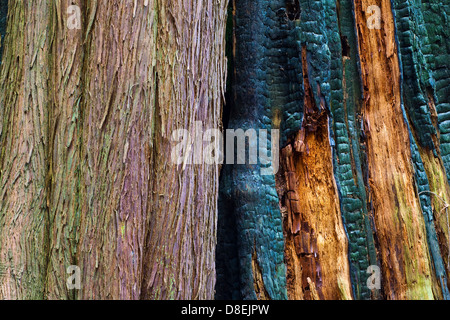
[{"x1": 216, "y1": 0, "x2": 450, "y2": 300}]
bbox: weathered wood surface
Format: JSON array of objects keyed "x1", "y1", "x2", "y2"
[{"x1": 216, "y1": 0, "x2": 450, "y2": 300}]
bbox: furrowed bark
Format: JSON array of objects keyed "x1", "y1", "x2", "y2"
[
  {"x1": 279, "y1": 0, "x2": 353, "y2": 300},
  {"x1": 0, "y1": 0, "x2": 7, "y2": 60},
  {"x1": 333, "y1": 0, "x2": 379, "y2": 300},
  {"x1": 217, "y1": 0, "x2": 450, "y2": 300},
  {"x1": 216, "y1": 0, "x2": 295, "y2": 300},
  {"x1": 421, "y1": 0, "x2": 450, "y2": 186},
  {"x1": 390, "y1": 0, "x2": 450, "y2": 298},
  {"x1": 45, "y1": 0, "x2": 85, "y2": 300},
  {"x1": 0, "y1": 0, "x2": 52, "y2": 299},
  {"x1": 76, "y1": 0, "x2": 157, "y2": 300},
  {"x1": 0, "y1": 0, "x2": 227, "y2": 300},
  {"x1": 140, "y1": 0, "x2": 227, "y2": 300},
  {"x1": 1, "y1": 0, "x2": 450, "y2": 301}
]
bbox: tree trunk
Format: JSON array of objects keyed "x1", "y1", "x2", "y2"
[
  {"x1": 0, "y1": 1, "x2": 52, "y2": 299},
  {"x1": 216, "y1": 0, "x2": 450, "y2": 300},
  {"x1": 0, "y1": 0, "x2": 227, "y2": 300},
  {"x1": 0, "y1": 0, "x2": 6, "y2": 60}
]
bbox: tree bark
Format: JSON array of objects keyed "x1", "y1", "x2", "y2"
[
  {"x1": 0, "y1": 0, "x2": 227, "y2": 300},
  {"x1": 1, "y1": 0, "x2": 450, "y2": 301},
  {"x1": 0, "y1": 1, "x2": 52, "y2": 299},
  {"x1": 216, "y1": 0, "x2": 450, "y2": 300}
]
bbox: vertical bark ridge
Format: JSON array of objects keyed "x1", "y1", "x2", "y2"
[
  {"x1": 419, "y1": 143, "x2": 450, "y2": 283},
  {"x1": 140, "y1": 0, "x2": 227, "y2": 300},
  {"x1": 354, "y1": 0, "x2": 439, "y2": 299},
  {"x1": 332, "y1": 0, "x2": 380, "y2": 300},
  {"x1": 390, "y1": 0, "x2": 450, "y2": 298},
  {"x1": 0, "y1": 0, "x2": 228, "y2": 300},
  {"x1": 0, "y1": 0, "x2": 52, "y2": 299},
  {"x1": 77, "y1": 0, "x2": 157, "y2": 299},
  {"x1": 421, "y1": 0, "x2": 450, "y2": 185},
  {"x1": 419, "y1": 1, "x2": 450, "y2": 286},
  {"x1": 0, "y1": 0, "x2": 7, "y2": 61},
  {"x1": 278, "y1": 0, "x2": 354, "y2": 300},
  {"x1": 217, "y1": 0, "x2": 301, "y2": 300},
  {"x1": 391, "y1": 0, "x2": 438, "y2": 151},
  {"x1": 1, "y1": 0, "x2": 449, "y2": 301}
]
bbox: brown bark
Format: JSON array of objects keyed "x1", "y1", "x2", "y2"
[
  {"x1": 2, "y1": 0, "x2": 449, "y2": 301},
  {"x1": 0, "y1": 1, "x2": 52, "y2": 299},
  {"x1": 0, "y1": 0, "x2": 227, "y2": 300},
  {"x1": 45, "y1": 0, "x2": 85, "y2": 300}
]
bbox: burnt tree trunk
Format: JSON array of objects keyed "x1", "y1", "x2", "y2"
[
  {"x1": 1, "y1": 0, "x2": 450, "y2": 301},
  {"x1": 216, "y1": 0, "x2": 450, "y2": 300}
]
